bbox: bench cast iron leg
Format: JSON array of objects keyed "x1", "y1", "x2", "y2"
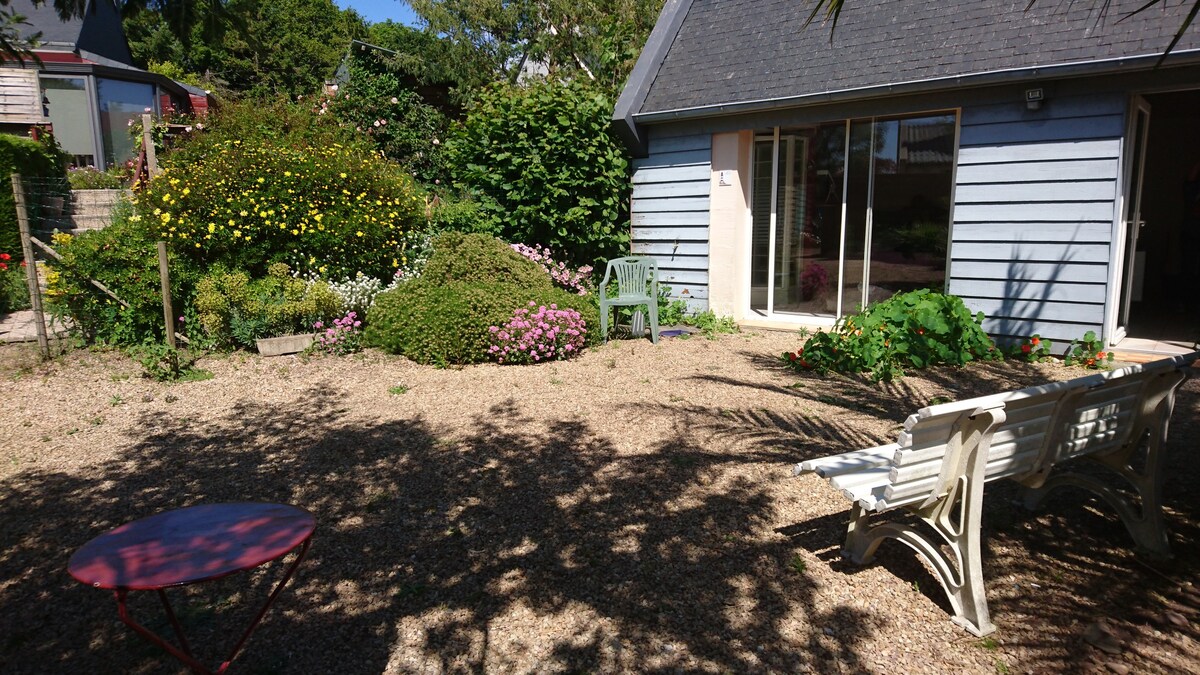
[
  {"x1": 1020, "y1": 372, "x2": 1182, "y2": 559},
  {"x1": 841, "y1": 409, "x2": 1004, "y2": 637}
]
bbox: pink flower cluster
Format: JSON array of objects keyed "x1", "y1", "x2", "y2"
[
  {"x1": 313, "y1": 311, "x2": 363, "y2": 355},
  {"x1": 487, "y1": 302, "x2": 587, "y2": 364},
  {"x1": 510, "y1": 243, "x2": 593, "y2": 295}
]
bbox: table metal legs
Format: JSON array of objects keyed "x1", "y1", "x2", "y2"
[{"x1": 113, "y1": 536, "x2": 312, "y2": 675}]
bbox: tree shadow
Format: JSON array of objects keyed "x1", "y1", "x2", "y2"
[{"x1": 0, "y1": 386, "x2": 885, "y2": 673}]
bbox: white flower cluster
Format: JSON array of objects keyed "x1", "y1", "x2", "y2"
[{"x1": 328, "y1": 272, "x2": 386, "y2": 316}]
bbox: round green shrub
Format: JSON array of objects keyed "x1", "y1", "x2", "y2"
[
  {"x1": 422, "y1": 232, "x2": 554, "y2": 290},
  {"x1": 366, "y1": 279, "x2": 599, "y2": 366}
]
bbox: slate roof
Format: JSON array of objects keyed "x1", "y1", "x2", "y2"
[
  {"x1": 9, "y1": 0, "x2": 86, "y2": 48},
  {"x1": 637, "y1": 0, "x2": 1200, "y2": 116}
]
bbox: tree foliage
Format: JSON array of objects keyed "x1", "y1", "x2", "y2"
[
  {"x1": 122, "y1": 0, "x2": 367, "y2": 97},
  {"x1": 408, "y1": 0, "x2": 663, "y2": 93},
  {"x1": 447, "y1": 79, "x2": 630, "y2": 268}
]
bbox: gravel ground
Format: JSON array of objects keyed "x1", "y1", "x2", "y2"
[{"x1": 0, "y1": 332, "x2": 1197, "y2": 674}]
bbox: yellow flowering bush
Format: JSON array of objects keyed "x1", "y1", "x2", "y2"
[{"x1": 136, "y1": 139, "x2": 424, "y2": 279}]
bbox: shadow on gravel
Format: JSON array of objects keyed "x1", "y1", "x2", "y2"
[{"x1": 0, "y1": 385, "x2": 884, "y2": 673}]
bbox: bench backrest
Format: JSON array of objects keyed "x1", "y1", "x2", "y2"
[{"x1": 875, "y1": 352, "x2": 1197, "y2": 512}]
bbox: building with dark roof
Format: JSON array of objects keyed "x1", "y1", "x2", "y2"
[
  {"x1": 613, "y1": 0, "x2": 1200, "y2": 354},
  {"x1": 0, "y1": 0, "x2": 207, "y2": 169}
]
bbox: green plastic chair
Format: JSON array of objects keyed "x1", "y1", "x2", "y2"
[{"x1": 599, "y1": 256, "x2": 659, "y2": 344}]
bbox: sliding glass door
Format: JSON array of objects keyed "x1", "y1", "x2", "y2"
[{"x1": 750, "y1": 112, "x2": 956, "y2": 320}]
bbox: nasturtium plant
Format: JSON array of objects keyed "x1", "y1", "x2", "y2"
[
  {"x1": 783, "y1": 290, "x2": 1001, "y2": 382},
  {"x1": 447, "y1": 79, "x2": 630, "y2": 269}
]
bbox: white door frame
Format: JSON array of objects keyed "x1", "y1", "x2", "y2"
[{"x1": 1106, "y1": 95, "x2": 1152, "y2": 346}]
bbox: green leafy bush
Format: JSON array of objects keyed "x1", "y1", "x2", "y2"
[
  {"x1": 67, "y1": 166, "x2": 129, "y2": 190},
  {"x1": 193, "y1": 263, "x2": 341, "y2": 349},
  {"x1": 135, "y1": 100, "x2": 424, "y2": 280},
  {"x1": 448, "y1": 79, "x2": 630, "y2": 268},
  {"x1": 320, "y1": 46, "x2": 453, "y2": 185},
  {"x1": 45, "y1": 217, "x2": 191, "y2": 345},
  {"x1": 782, "y1": 290, "x2": 1000, "y2": 382},
  {"x1": 366, "y1": 280, "x2": 598, "y2": 366},
  {"x1": 0, "y1": 132, "x2": 68, "y2": 261}
]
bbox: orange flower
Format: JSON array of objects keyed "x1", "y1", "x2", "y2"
[{"x1": 1030, "y1": 337, "x2": 1040, "y2": 345}]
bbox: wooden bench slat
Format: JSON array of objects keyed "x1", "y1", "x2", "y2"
[{"x1": 794, "y1": 443, "x2": 899, "y2": 478}]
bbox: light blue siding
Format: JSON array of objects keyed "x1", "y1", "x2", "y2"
[
  {"x1": 629, "y1": 128, "x2": 712, "y2": 312},
  {"x1": 950, "y1": 93, "x2": 1124, "y2": 348}
]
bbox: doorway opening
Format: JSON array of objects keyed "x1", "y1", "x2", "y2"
[{"x1": 1120, "y1": 89, "x2": 1200, "y2": 347}]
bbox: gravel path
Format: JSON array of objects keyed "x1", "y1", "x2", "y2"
[{"x1": 0, "y1": 333, "x2": 1197, "y2": 674}]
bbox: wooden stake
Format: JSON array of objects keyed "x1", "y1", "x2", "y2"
[
  {"x1": 157, "y1": 241, "x2": 175, "y2": 349},
  {"x1": 142, "y1": 113, "x2": 159, "y2": 179},
  {"x1": 11, "y1": 174, "x2": 49, "y2": 359}
]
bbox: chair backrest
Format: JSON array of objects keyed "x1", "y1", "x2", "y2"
[{"x1": 605, "y1": 257, "x2": 657, "y2": 298}]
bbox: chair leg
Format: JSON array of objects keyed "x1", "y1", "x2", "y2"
[
  {"x1": 600, "y1": 302, "x2": 609, "y2": 344},
  {"x1": 647, "y1": 300, "x2": 659, "y2": 344}
]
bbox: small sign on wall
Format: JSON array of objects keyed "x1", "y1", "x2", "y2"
[{"x1": 718, "y1": 170, "x2": 733, "y2": 186}]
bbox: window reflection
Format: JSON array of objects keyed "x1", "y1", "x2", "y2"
[
  {"x1": 40, "y1": 77, "x2": 95, "y2": 167},
  {"x1": 97, "y1": 78, "x2": 155, "y2": 168},
  {"x1": 750, "y1": 112, "x2": 955, "y2": 319}
]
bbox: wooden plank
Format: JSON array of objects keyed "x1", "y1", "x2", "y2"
[
  {"x1": 954, "y1": 180, "x2": 1117, "y2": 203},
  {"x1": 951, "y1": 242, "x2": 1109, "y2": 263},
  {"x1": 633, "y1": 148, "x2": 712, "y2": 170},
  {"x1": 633, "y1": 181, "x2": 711, "y2": 199},
  {"x1": 631, "y1": 197, "x2": 710, "y2": 212},
  {"x1": 658, "y1": 269, "x2": 708, "y2": 285},
  {"x1": 956, "y1": 158, "x2": 1119, "y2": 184},
  {"x1": 965, "y1": 297, "x2": 1105, "y2": 325},
  {"x1": 631, "y1": 211, "x2": 709, "y2": 227},
  {"x1": 632, "y1": 226, "x2": 709, "y2": 241},
  {"x1": 949, "y1": 279, "x2": 1107, "y2": 304},
  {"x1": 632, "y1": 164, "x2": 711, "y2": 185},
  {"x1": 948, "y1": 261, "x2": 1108, "y2": 284},
  {"x1": 652, "y1": 255, "x2": 707, "y2": 271},
  {"x1": 960, "y1": 94, "x2": 1125, "y2": 126},
  {"x1": 648, "y1": 127, "x2": 710, "y2": 146},
  {"x1": 951, "y1": 222, "x2": 1113, "y2": 243},
  {"x1": 959, "y1": 114, "x2": 1125, "y2": 145},
  {"x1": 957, "y1": 139, "x2": 1121, "y2": 165},
  {"x1": 980, "y1": 317, "x2": 1104, "y2": 343},
  {"x1": 631, "y1": 241, "x2": 709, "y2": 256},
  {"x1": 953, "y1": 202, "x2": 1115, "y2": 223},
  {"x1": 665, "y1": 286, "x2": 708, "y2": 300}
]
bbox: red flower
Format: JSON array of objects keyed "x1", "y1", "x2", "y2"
[
  {"x1": 1021, "y1": 344, "x2": 1031, "y2": 353},
  {"x1": 0, "y1": 253, "x2": 10, "y2": 261},
  {"x1": 1096, "y1": 351, "x2": 1107, "y2": 359},
  {"x1": 917, "y1": 328, "x2": 925, "y2": 335},
  {"x1": 0, "y1": 262, "x2": 6, "y2": 271}
]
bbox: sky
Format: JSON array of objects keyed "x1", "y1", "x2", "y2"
[{"x1": 334, "y1": 0, "x2": 421, "y2": 26}]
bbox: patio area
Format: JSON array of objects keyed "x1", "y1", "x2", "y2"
[{"x1": 0, "y1": 332, "x2": 1197, "y2": 673}]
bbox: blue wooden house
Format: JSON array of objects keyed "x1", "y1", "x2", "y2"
[{"x1": 613, "y1": 0, "x2": 1200, "y2": 353}]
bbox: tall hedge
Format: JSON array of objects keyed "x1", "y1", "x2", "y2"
[
  {"x1": 0, "y1": 134, "x2": 68, "y2": 261},
  {"x1": 447, "y1": 80, "x2": 630, "y2": 269}
]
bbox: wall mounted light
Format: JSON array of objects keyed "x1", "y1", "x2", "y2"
[{"x1": 1025, "y1": 88, "x2": 1044, "y2": 111}]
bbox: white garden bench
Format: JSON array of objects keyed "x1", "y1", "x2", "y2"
[{"x1": 794, "y1": 351, "x2": 1198, "y2": 636}]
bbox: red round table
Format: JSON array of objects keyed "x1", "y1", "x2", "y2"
[{"x1": 69, "y1": 502, "x2": 315, "y2": 674}]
